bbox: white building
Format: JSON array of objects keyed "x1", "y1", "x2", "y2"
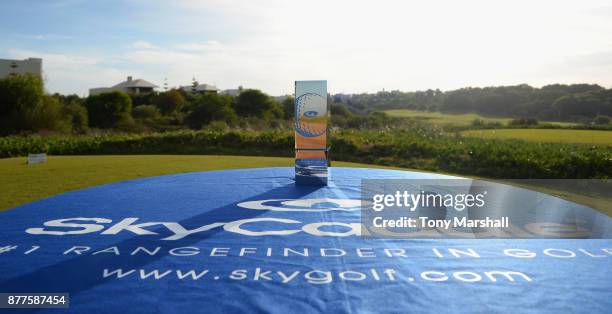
[
  {"x1": 179, "y1": 83, "x2": 219, "y2": 94},
  {"x1": 221, "y1": 86, "x2": 244, "y2": 97},
  {"x1": 0, "y1": 58, "x2": 42, "y2": 78},
  {"x1": 89, "y1": 76, "x2": 158, "y2": 96}
]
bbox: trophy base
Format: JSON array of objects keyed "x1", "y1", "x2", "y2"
[{"x1": 295, "y1": 158, "x2": 328, "y2": 186}]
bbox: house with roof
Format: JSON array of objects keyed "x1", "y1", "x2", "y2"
[{"x1": 89, "y1": 76, "x2": 158, "y2": 96}]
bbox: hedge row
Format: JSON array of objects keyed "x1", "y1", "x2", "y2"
[{"x1": 1, "y1": 130, "x2": 610, "y2": 179}]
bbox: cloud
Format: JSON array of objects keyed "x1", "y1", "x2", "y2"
[
  {"x1": 5, "y1": 0, "x2": 612, "y2": 95},
  {"x1": 566, "y1": 51, "x2": 612, "y2": 68},
  {"x1": 4, "y1": 49, "x2": 138, "y2": 96},
  {"x1": 30, "y1": 34, "x2": 73, "y2": 40},
  {"x1": 130, "y1": 0, "x2": 612, "y2": 93},
  {"x1": 130, "y1": 40, "x2": 156, "y2": 49},
  {"x1": 583, "y1": 5, "x2": 612, "y2": 19},
  {"x1": 174, "y1": 40, "x2": 225, "y2": 52},
  {"x1": 119, "y1": 40, "x2": 287, "y2": 92}
]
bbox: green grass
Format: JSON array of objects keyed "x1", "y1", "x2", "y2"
[
  {"x1": 1, "y1": 155, "x2": 609, "y2": 216},
  {"x1": 383, "y1": 109, "x2": 512, "y2": 126},
  {"x1": 0, "y1": 155, "x2": 399, "y2": 211},
  {"x1": 383, "y1": 109, "x2": 576, "y2": 127},
  {"x1": 462, "y1": 129, "x2": 612, "y2": 146}
]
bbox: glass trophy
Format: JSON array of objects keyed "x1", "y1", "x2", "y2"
[{"x1": 294, "y1": 80, "x2": 329, "y2": 185}]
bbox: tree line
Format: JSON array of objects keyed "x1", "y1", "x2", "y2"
[
  {"x1": 0, "y1": 74, "x2": 299, "y2": 135},
  {"x1": 4, "y1": 74, "x2": 610, "y2": 137},
  {"x1": 338, "y1": 84, "x2": 612, "y2": 123},
  {"x1": 0, "y1": 74, "x2": 396, "y2": 136}
]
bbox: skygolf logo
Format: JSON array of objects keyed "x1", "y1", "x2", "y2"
[
  {"x1": 24, "y1": 198, "x2": 590, "y2": 240},
  {"x1": 25, "y1": 199, "x2": 366, "y2": 240}
]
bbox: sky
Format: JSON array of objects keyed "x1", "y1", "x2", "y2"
[{"x1": 1, "y1": 0, "x2": 612, "y2": 96}]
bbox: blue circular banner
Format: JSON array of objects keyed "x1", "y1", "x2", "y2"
[{"x1": 0, "y1": 167, "x2": 610, "y2": 313}]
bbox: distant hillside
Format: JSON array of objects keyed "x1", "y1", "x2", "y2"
[{"x1": 333, "y1": 84, "x2": 612, "y2": 123}]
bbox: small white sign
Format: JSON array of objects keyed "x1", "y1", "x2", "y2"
[{"x1": 27, "y1": 153, "x2": 47, "y2": 164}]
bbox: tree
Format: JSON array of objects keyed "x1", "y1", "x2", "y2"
[
  {"x1": 53, "y1": 93, "x2": 88, "y2": 132},
  {"x1": 29, "y1": 95, "x2": 72, "y2": 132},
  {"x1": 592, "y1": 115, "x2": 610, "y2": 125},
  {"x1": 85, "y1": 91, "x2": 132, "y2": 128},
  {"x1": 0, "y1": 74, "x2": 44, "y2": 134},
  {"x1": 0, "y1": 74, "x2": 73, "y2": 134},
  {"x1": 191, "y1": 77, "x2": 198, "y2": 93},
  {"x1": 552, "y1": 95, "x2": 578, "y2": 119},
  {"x1": 331, "y1": 102, "x2": 352, "y2": 118},
  {"x1": 153, "y1": 90, "x2": 185, "y2": 115},
  {"x1": 186, "y1": 93, "x2": 237, "y2": 128},
  {"x1": 440, "y1": 90, "x2": 474, "y2": 113},
  {"x1": 509, "y1": 118, "x2": 538, "y2": 126},
  {"x1": 132, "y1": 105, "x2": 161, "y2": 120},
  {"x1": 282, "y1": 97, "x2": 295, "y2": 120},
  {"x1": 130, "y1": 93, "x2": 155, "y2": 108},
  {"x1": 60, "y1": 100, "x2": 88, "y2": 132},
  {"x1": 267, "y1": 101, "x2": 284, "y2": 120},
  {"x1": 233, "y1": 89, "x2": 275, "y2": 118}
]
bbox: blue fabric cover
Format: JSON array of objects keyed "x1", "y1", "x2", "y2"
[{"x1": 0, "y1": 167, "x2": 610, "y2": 313}]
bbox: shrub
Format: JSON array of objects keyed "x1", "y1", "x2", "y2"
[
  {"x1": 85, "y1": 91, "x2": 132, "y2": 128},
  {"x1": 115, "y1": 115, "x2": 141, "y2": 132},
  {"x1": 282, "y1": 97, "x2": 295, "y2": 120},
  {"x1": 1, "y1": 130, "x2": 609, "y2": 179},
  {"x1": 186, "y1": 94, "x2": 237, "y2": 128},
  {"x1": 509, "y1": 118, "x2": 538, "y2": 126},
  {"x1": 0, "y1": 75, "x2": 79, "y2": 134},
  {"x1": 206, "y1": 121, "x2": 229, "y2": 132},
  {"x1": 132, "y1": 105, "x2": 161, "y2": 120},
  {"x1": 61, "y1": 102, "x2": 88, "y2": 133},
  {"x1": 471, "y1": 118, "x2": 484, "y2": 126},
  {"x1": 331, "y1": 103, "x2": 352, "y2": 118},
  {"x1": 592, "y1": 115, "x2": 610, "y2": 125},
  {"x1": 0, "y1": 74, "x2": 45, "y2": 134},
  {"x1": 153, "y1": 90, "x2": 185, "y2": 115},
  {"x1": 27, "y1": 96, "x2": 72, "y2": 133},
  {"x1": 234, "y1": 89, "x2": 275, "y2": 118}
]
